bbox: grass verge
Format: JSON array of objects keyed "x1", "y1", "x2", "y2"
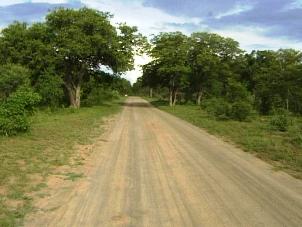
[
  {"x1": 150, "y1": 99, "x2": 302, "y2": 178},
  {"x1": 0, "y1": 99, "x2": 123, "y2": 226}
]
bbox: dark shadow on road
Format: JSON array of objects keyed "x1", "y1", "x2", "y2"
[{"x1": 120, "y1": 102, "x2": 152, "y2": 108}]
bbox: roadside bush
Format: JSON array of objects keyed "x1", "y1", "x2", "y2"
[
  {"x1": 231, "y1": 101, "x2": 252, "y2": 121},
  {"x1": 269, "y1": 109, "x2": 291, "y2": 132},
  {"x1": 289, "y1": 123, "x2": 302, "y2": 146},
  {"x1": 0, "y1": 111, "x2": 29, "y2": 135},
  {"x1": 203, "y1": 98, "x2": 231, "y2": 120},
  {"x1": 35, "y1": 71, "x2": 64, "y2": 108},
  {"x1": 0, "y1": 89, "x2": 41, "y2": 136},
  {"x1": 5, "y1": 88, "x2": 41, "y2": 114},
  {"x1": 82, "y1": 87, "x2": 119, "y2": 106}
]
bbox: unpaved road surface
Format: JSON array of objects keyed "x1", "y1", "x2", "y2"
[{"x1": 26, "y1": 97, "x2": 302, "y2": 226}]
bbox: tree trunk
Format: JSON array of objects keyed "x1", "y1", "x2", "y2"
[
  {"x1": 172, "y1": 89, "x2": 177, "y2": 106},
  {"x1": 196, "y1": 89, "x2": 203, "y2": 105},
  {"x1": 286, "y1": 88, "x2": 289, "y2": 111},
  {"x1": 169, "y1": 89, "x2": 173, "y2": 107},
  {"x1": 286, "y1": 98, "x2": 289, "y2": 111},
  {"x1": 67, "y1": 84, "x2": 81, "y2": 108},
  {"x1": 149, "y1": 88, "x2": 153, "y2": 98}
]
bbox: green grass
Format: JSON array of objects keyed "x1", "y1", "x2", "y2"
[
  {"x1": 0, "y1": 100, "x2": 123, "y2": 226},
  {"x1": 63, "y1": 172, "x2": 84, "y2": 182},
  {"x1": 150, "y1": 99, "x2": 302, "y2": 178}
]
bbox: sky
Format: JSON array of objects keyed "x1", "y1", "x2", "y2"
[{"x1": 0, "y1": 0, "x2": 301, "y2": 83}]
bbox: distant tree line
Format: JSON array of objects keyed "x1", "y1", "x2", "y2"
[
  {"x1": 135, "y1": 32, "x2": 302, "y2": 121},
  {"x1": 0, "y1": 8, "x2": 143, "y2": 135}
]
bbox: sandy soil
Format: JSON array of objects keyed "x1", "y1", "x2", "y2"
[{"x1": 25, "y1": 97, "x2": 302, "y2": 227}]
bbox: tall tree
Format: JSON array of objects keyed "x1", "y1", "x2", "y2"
[
  {"x1": 45, "y1": 8, "x2": 140, "y2": 108},
  {"x1": 248, "y1": 49, "x2": 302, "y2": 114},
  {"x1": 150, "y1": 32, "x2": 190, "y2": 106},
  {"x1": 142, "y1": 61, "x2": 161, "y2": 98},
  {"x1": 187, "y1": 32, "x2": 243, "y2": 105},
  {"x1": 188, "y1": 33, "x2": 220, "y2": 105}
]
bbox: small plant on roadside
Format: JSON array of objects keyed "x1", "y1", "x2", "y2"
[
  {"x1": 231, "y1": 101, "x2": 252, "y2": 121},
  {"x1": 269, "y1": 108, "x2": 291, "y2": 132},
  {"x1": 0, "y1": 89, "x2": 41, "y2": 136},
  {"x1": 83, "y1": 87, "x2": 120, "y2": 107},
  {"x1": 203, "y1": 98, "x2": 231, "y2": 120}
]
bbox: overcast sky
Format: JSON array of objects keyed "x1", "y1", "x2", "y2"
[{"x1": 0, "y1": 0, "x2": 301, "y2": 83}]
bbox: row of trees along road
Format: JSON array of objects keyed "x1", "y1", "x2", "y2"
[
  {"x1": 136, "y1": 32, "x2": 302, "y2": 121},
  {"x1": 0, "y1": 8, "x2": 145, "y2": 135}
]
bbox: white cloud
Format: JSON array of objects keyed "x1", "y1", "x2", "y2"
[
  {"x1": 0, "y1": 1, "x2": 25, "y2": 6},
  {"x1": 284, "y1": 0, "x2": 302, "y2": 10},
  {"x1": 82, "y1": 0, "x2": 202, "y2": 36},
  {"x1": 213, "y1": 25, "x2": 302, "y2": 51},
  {"x1": 30, "y1": 0, "x2": 70, "y2": 3},
  {"x1": 0, "y1": 0, "x2": 72, "y2": 6},
  {"x1": 215, "y1": 3, "x2": 254, "y2": 19}
]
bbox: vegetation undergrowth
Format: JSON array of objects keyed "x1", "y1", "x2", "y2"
[
  {"x1": 149, "y1": 99, "x2": 302, "y2": 179},
  {"x1": 0, "y1": 99, "x2": 122, "y2": 226}
]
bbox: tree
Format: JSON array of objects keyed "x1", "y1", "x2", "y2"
[
  {"x1": 0, "y1": 64, "x2": 30, "y2": 99},
  {"x1": 45, "y1": 8, "x2": 139, "y2": 108},
  {"x1": 188, "y1": 33, "x2": 220, "y2": 105},
  {"x1": 150, "y1": 32, "x2": 190, "y2": 106},
  {"x1": 276, "y1": 49, "x2": 302, "y2": 111},
  {"x1": 248, "y1": 49, "x2": 302, "y2": 114},
  {"x1": 0, "y1": 22, "x2": 29, "y2": 65},
  {"x1": 35, "y1": 69, "x2": 64, "y2": 107},
  {"x1": 187, "y1": 32, "x2": 243, "y2": 105},
  {"x1": 142, "y1": 61, "x2": 161, "y2": 98}
]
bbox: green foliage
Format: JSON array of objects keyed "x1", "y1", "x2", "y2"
[
  {"x1": 44, "y1": 8, "x2": 142, "y2": 107},
  {"x1": 226, "y1": 79, "x2": 251, "y2": 103},
  {"x1": 269, "y1": 109, "x2": 291, "y2": 132},
  {"x1": 83, "y1": 87, "x2": 119, "y2": 106},
  {"x1": 81, "y1": 73, "x2": 130, "y2": 106},
  {"x1": 0, "y1": 22, "x2": 29, "y2": 64},
  {"x1": 203, "y1": 98, "x2": 252, "y2": 121},
  {"x1": 0, "y1": 89, "x2": 41, "y2": 136},
  {"x1": 203, "y1": 98, "x2": 231, "y2": 120},
  {"x1": 0, "y1": 64, "x2": 40, "y2": 135},
  {"x1": 0, "y1": 64, "x2": 30, "y2": 99},
  {"x1": 187, "y1": 32, "x2": 242, "y2": 103},
  {"x1": 0, "y1": 112, "x2": 29, "y2": 136},
  {"x1": 35, "y1": 71, "x2": 64, "y2": 107},
  {"x1": 249, "y1": 49, "x2": 302, "y2": 114},
  {"x1": 231, "y1": 101, "x2": 253, "y2": 121},
  {"x1": 5, "y1": 89, "x2": 41, "y2": 114},
  {"x1": 0, "y1": 8, "x2": 142, "y2": 108}
]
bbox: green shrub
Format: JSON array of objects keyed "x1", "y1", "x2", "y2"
[
  {"x1": 203, "y1": 98, "x2": 231, "y2": 120},
  {"x1": 83, "y1": 87, "x2": 119, "y2": 106},
  {"x1": 0, "y1": 112, "x2": 29, "y2": 135},
  {"x1": 0, "y1": 89, "x2": 41, "y2": 136},
  {"x1": 4, "y1": 88, "x2": 41, "y2": 114},
  {"x1": 231, "y1": 101, "x2": 252, "y2": 121},
  {"x1": 269, "y1": 109, "x2": 291, "y2": 132},
  {"x1": 35, "y1": 71, "x2": 64, "y2": 108},
  {"x1": 289, "y1": 123, "x2": 302, "y2": 146}
]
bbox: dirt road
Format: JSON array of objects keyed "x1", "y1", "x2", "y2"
[{"x1": 26, "y1": 97, "x2": 302, "y2": 226}]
